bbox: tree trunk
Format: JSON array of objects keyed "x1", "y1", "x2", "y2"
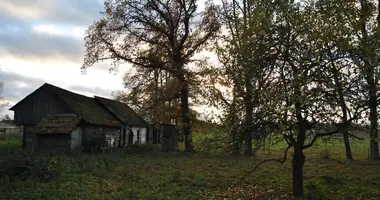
[
  {"x1": 230, "y1": 85, "x2": 241, "y2": 154},
  {"x1": 292, "y1": 147, "x2": 305, "y2": 198},
  {"x1": 232, "y1": 129, "x2": 241, "y2": 154},
  {"x1": 180, "y1": 83, "x2": 193, "y2": 152},
  {"x1": 244, "y1": 73, "x2": 253, "y2": 155},
  {"x1": 367, "y1": 64, "x2": 378, "y2": 159},
  {"x1": 369, "y1": 81, "x2": 379, "y2": 159},
  {"x1": 341, "y1": 125, "x2": 353, "y2": 160},
  {"x1": 360, "y1": 0, "x2": 379, "y2": 160},
  {"x1": 293, "y1": 101, "x2": 306, "y2": 198},
  {"x1": 331, "y1": 65, "x2": 353, "y2": 160}
]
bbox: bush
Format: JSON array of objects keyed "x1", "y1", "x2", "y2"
[
  {"x1": 0, "y1": 154, "x2": 66, "y2": 183},
  {"x1": 304, "y1": 179, "x2": 326, "y2": 200},
  {"x1": 83, "y1": 138, "x2": 108, "y2": 153}
]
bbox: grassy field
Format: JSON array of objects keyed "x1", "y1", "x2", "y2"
[{"x1": 0, "y1": 134, "x2": 379, "y2": 200}]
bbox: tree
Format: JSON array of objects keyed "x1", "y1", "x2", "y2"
[
  {"x1": 312, "y1": 0, "x2": 369, "y2": 160},
  {"x1": 0, "y1": 79, "x2": 8, "y2": 111},
  {"x1": 113, "y1": 67, "x2": 182, "y2": 125},
  {"x1": 356, "y1": 0, "x2": 380, "y2": 159},
  {"x1": 216, "y1": 0, "x2": 278, "y2": 155},
  {"x1": 241, "y1": 1, "x2": 352, "y2": 196},
  {"x1": 82, "y1": 0, "x2": 220, "y2": 152},
  {"x1": 2, "y1": 114, "x2": 13, "y2": 124}
]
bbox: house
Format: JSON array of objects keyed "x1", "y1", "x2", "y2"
[
  {"x1": 9, "y1": 83, "x2": 149, "y2": 152},
  {"x1": 94, "y1": 96, "x2": 149, "y2": 145},
  {"x1": 0, "y1": 122, "x2": 19, "y2": 135}
]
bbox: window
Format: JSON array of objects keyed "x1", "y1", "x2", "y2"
[{"x1": 137, "y1": 130, "x2": 140, "y2": 144}]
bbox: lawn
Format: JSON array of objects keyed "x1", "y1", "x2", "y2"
[{"x1": 0, "y1": 134, "x2": 379, "y2": 200}]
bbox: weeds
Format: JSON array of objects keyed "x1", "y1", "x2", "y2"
[
  {"x1": 0, "y1": 134, "x2": 379, "y2": 199},
  {"x1": 305, "y1": 179, "x2": 326, "y2": 200}
]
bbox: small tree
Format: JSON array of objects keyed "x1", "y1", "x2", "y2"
[{"x1": 2, "y1": 114, "x2": 13, "y2": 124}]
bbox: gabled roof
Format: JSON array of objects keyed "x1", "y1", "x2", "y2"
[
  {"x1": 95, "y1": 96, "x2": 148, "y2": 127},
  {"x1": 32, "y1": 114, "x2": 82, "y2": 134},
  {"x1": 10, "y1": 83, "x2": 122, "y2": 127},
  {"x1": 44, "y1": 84, "x2": 122, "y2": 127}
]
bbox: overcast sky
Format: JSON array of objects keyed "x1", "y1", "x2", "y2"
[{"x1": 0, "y1": 0, "x2": 131, "y2": 118}]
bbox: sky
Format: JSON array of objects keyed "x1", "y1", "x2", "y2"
[{"x1": 0, "y1": 0, "x2": 131, "y2": 118}]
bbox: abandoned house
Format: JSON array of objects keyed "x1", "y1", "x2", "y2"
[
  {"x1": 94, "y1": 96, "x2": 149, "y2": 145},
  {"x1": 9, "y1": 83, "x2": 149, "y2": 152}
]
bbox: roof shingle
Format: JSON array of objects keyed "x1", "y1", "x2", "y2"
[
  {"x1": 95, "y1": 96, "x2": 148, "y2": 127},
  {"x1": 32, "y1": 114, "x2": 82, "y2": 134},
  {"x1": 44, "y1": 84, "x2": 122, "y2": 127}
]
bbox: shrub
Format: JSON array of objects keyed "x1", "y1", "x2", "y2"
[
  {"x1": 304, "y1": 179, "x2": 326, "y2": 200},
  {"x1": 83, "y1": 138, "x2": 108, "y2": 153}
]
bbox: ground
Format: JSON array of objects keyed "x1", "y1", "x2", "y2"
[{"x1": 0, "y1": 134, "x2": 379, "y2": 200}]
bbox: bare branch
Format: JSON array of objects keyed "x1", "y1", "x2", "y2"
[
  {"x1": 237, "y1": 144, "x2": 292, "y2": 186},
  {"x1": 303, "y1": 129, "x2": 340, "y2": 149}
]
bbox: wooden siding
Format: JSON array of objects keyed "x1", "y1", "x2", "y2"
[
  {"x1": 13, "y1": 87, "x2": 74, "y2": 125},
  {"x1": 23, "y1": 125, "x2": 37, "y2": 151},
  {"x1": 82, "y1": 124, "x2": 120, "y2": 145},
  {"x1": 82, "y1": 124, "x2": 104, "y2": 142},
  {"x1": 37, "y1": 134, "x2": 70, "y2": 152},
  {"x1": 104, "y1": 127, "x2": 120, "y2": 147}
]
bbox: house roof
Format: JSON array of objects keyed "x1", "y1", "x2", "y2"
[
  {"x1": 43, "y1": 84, "x2": 122, "y2": 127},
  {"x1": 9, "y1": 83, "x2": 150, "y2": 128},
  {"x1": 10, "y1": 83, "x2": 122, "y2": 127},
  {"x1": 95, "y1": 96, "x2": 148, "y2": 127},
  {"x1": 32, "y1": 114, "x2": 82, "y2": 134}
]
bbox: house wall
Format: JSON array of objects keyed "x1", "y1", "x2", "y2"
[
  {"x1": 104, "y1": 127, "x2": 120, "y2": 147},
  {"x1": 37, "y1": 134, "x2": 70, "y2": 152},
  {"x1": 23, "y1": 125, "x2": 37, "y2": 151},
  {"x1": 82, "y1": 124, "x2": 121, "y2": 147},
  {"x1": 70, "y1": 128, "x2": 83, "y2": 152},
  {"x1": 82, "y1": 124, "x2": 105, "y2": 148},
  {"x1": 13, "y1": 87, "x2": 74, "y2": 125}
]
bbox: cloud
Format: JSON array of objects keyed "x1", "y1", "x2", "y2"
[
  {"x1": 68, "y1": 85, "x2": 113, "y2": 98},
  {"x1": 0, "y1": 70, "x2": 116, "y2": 103},
  {"x1": 0, "y1": 70, "x2": 117, "y2": 117},
  {"x1": 0, "y1": 0, "x2": 103, "y2": 26},
  {"x1": 0, "y1": 71, "x2": 45, "y2": 104},
  {"x1": 0, "y1": 25, "x2": 85, "y2": 62},
  {"x1": 0, "y1": 0, "x2": 102, "y2": 63}
]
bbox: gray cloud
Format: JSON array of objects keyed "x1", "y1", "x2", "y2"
[
  {"x1": 68, "y1": 85, "x2": 112, "y2": 98},
  {"x1": 0, "y1": 71, "x2": 45, "y2": 104},
  {"x1": 0, "y1": 0, "x2": 104, "y2": 62},
  {"x1": 0, "y1": 71, "x2": 113, "y2": 117},
  {"x1": 1, "y1": 0, "x2": 103, "y2": 26},
  {"x1": 0, "y1": 28, "x2": 85, "y2": 62}
]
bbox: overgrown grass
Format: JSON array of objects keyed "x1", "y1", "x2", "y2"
[{"x1": 0, "y1": 134, "x2": 379, "y2": 200}]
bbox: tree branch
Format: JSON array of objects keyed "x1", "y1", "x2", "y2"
[
  {"x1": 348, "y1": 133, "x2": 365, "y2": 140},
  {"x1": 303, "y1": 129, "x2": 340, "y2": 149},
  {"x1": 237, "y1": 144, "x2": 292, "y2": 186}
]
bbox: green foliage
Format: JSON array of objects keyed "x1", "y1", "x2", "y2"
[
  {"x1": 82, "y1": 137, "x2": 108, "y2": 153},
  {"x1": 0, "y1": 134, "x2": 378, "y2": 200},
  {"x1": 170, "y1": 170, "x2": 181, "y2": 183},
  {"x1": 304, "y1": 179, "x2": 326, "y2": 200}
]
